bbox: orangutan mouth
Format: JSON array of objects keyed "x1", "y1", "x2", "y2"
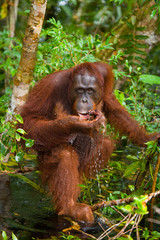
[{"x1": 78, "y1": 110, "x2": 99, "y2": 120}]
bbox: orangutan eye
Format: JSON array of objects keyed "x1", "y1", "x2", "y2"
[
  {"x1": 87, "y1": 88, "x2": 94, "y2": 94},
  {"x1": 76, "y1": 88, "x2": 84, "y2": 94}
]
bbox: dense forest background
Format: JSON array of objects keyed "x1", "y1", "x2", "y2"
[{"x1": 0, "y1": 0, "x2": 160, "y2": 240}]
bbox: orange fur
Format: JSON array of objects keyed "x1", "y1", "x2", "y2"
[{"x1": 20, "y1": 62, "x2": 158, "y2": 222}]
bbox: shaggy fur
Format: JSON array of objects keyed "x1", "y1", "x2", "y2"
[{"x1": 20, "y1": 62, "x2": 157, "y2": 222}]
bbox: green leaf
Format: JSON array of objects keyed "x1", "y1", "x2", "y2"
[
  {"x1": 135, "y1": 27, "x2": 145, "y2": 31},
  {"x1": 15, "y1": 114, "x2": 23, "y2": 124},
  {"x1": 15, "y1": 151, "x2": 24, "y2": 162},
  {"x1": 135, "y1": 56, "x2": 146, "y2": 63},
  {"x1": 119, "y1": 204, "x2": 133, "y2": 213},
  {"x1": 139, "y1": 74, "x2": 160, "y2": 85},
  {"x1": 79, "y1": 184, "x2": 87, "y2": 188},
  {"x1": 135, "y1": 35, "x2": 148, "y2": 40},
  {"x1": 15, "y1": 133, "x2": 21, "y2": 141},
  {"x1": 0, "y1": 141, "x2": 7, "y2": 156},
  {"x1": 127, "y1": 155, "x2": 139, "y2": 161},
  {"x1": 128, "y1": 185, "x2": 135, "y2": 192},
  {"x1": 11, "y1": 144, "x2": 17, "y2": 153},
  {"x1": 2, "y1": 231, "x2": 8, "y2": 240},
  {"x1": 16, "y1": 128, "x2": 26, "y2": 134},
  {"x1": 151, "y1": 231, "x2": 160, "y2": 238},
  {"x1": 142, "y1": 228, "x2": 150, "y2": 239},
  {"x1": 126, "y1": 21, "x2": 134, "y2": 29},
  {"x1": 120, "y1": 42, "x2": 134, "y2": 48},
  {"x1": 131, "y1": 16, "x2": 136, "y2": 25},
  {"x1": 0, "y1": 126, "x2": 4, "y2": 133},
  {"x1": 135, "y1": 43, "x2": 148, "y2": 48},
  {"x1": 134, "y1": 196, "x2": 148, "y2": 215},
  {"x1": 123, "y1": 161, "x2": 140, "y2": 177},
  {"x1": 12, "y1": 233, "x2": 18, "y2": 240},
  {"x1": 100, "y1": 45, "x2": 113, "y2": 50},
  {"x1": 151, "y1": 9, "x2": 157, "y2": 19},
  {"x1": 134, "y1": 49, "x2": 147, "y2": 55},
  {"x1": 117, "y1": 236, "x2": 133, "y2": 240},
  {"x1": 120, "y1": 34, "x2": 133, "y2": 40},
  {"x1": 25, "y1": 139, "x2": 34, "y2": 148}
]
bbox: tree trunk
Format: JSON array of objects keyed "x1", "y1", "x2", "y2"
[
  {"x1": 9, "y1": 0, "x2": 19, "y2": 38},
  {"x1": 10, "y1": 0, "x2": 47, "y2": 115},
  {"x1": 5, "y1": 0, "x2": 19, "y2": 89}
]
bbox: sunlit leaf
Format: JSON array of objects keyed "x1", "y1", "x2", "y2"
[
  {"x1": 134, "y1": 196, "x2": 148, "y2": 215},
  {"x1": 78, "y1": 184, "x2": 87, "y2": 188},
  {"x1": 139, "y1": 74, "x2": 160, "y2": 85},
  {"x1": 11, "y1": 145, "x2": 17, "y2": 153},
  {"x1": 15, "y1": 133, "x2": 21, "y2": 141},
  {"x1": 119, "y1": 204, "x2": 133, "y2": 213},
  {"x1": 117, "y1": 236, "x2": 133, "y2": 240},
  {"x1": 151, "y1": 9, "x2": 157, "y2": 19},
  {"x1": 15, "y1": 114, "x2": 23, "y2": 124},
  {"x1": 1, "y1": 2, "x2": 8, "y2": 19},
  {"x1": 128, "y1": 185, "x2": 135, "y2": 191},
  {"x1": 12, "y1": 233, "x2": 18, "y2": 240},
  {"x1": 2, "y1": 231, "x2": 8, "y2": 240},
  {"x1": 16, "y1": 128, "x2": 26, "y2": 134}
]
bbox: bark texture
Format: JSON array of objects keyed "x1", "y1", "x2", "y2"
[
  {"x1": 11, "y1": 0, "x2": 47, "y2": 114},
  {"x1": 9, "y1": 0, "x2": 19, "y2": 38}
]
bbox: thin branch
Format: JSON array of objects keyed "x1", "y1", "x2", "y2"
[
  {"x1": 112, "y1": 214, "x2": 138, "y2": 239},
  {"x1": 110, "y1": 206, "x2": 125, "y2": 218},
  {"x1": 94, "y1": 211, "x2": 129, "y2": 238},
  {"x1": 94, "y1": 191, "x2": 160, "y2": 239},
  {"x1": 0, "y1": 166, "x2": 38, "y2": 174},
  {"x1": 97, "y1": 214, "x2": 130, "y2": 240},
  {"x1": 92, "y1": 191, "x2": 160, "y2": 211}
]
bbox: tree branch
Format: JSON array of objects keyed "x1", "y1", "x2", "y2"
[{"x1": 91, "y1": 190, "x2": 160, "y2": 211}]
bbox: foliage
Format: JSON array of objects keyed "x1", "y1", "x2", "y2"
[
  {"x1": 1, "y1": 231, "x2": 18, "y2": 240},
  {"x1": 139, "y1": 74, "x2": 160, "y2": 84},
  {"x1": 0, "y1": 29, "x2": 21, "y2": 89},
  {"x1": 119, "y1": 26, "x2": 148, "y2": 67},
  {"x1": 46, "y1": 0, "x2": 155, "y2": 34},
  {"x1": 150, "y1": 0, "x2": 160, "y2": 31},
  {"x1": 60, "y1": 233, "x2": 81, "y2": 240},
  {"x1": 142, "y1": 228, "x2": 160, "y2": 240},
  {"x1": 0, "y1": 112, "x2": 34, "y2": 170},
  {"x1": 0, "y1": 87, "x2": 12, "y2": 116},
  {"x1": 0, "y1": 0, "x2": 160, "y2": 238},
  {"x1": 34, "y1": 18, "x2": 113, "y2": 81},
  {"x1": 118, "y1": 195, "x2": 148, "y2": 215}
]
